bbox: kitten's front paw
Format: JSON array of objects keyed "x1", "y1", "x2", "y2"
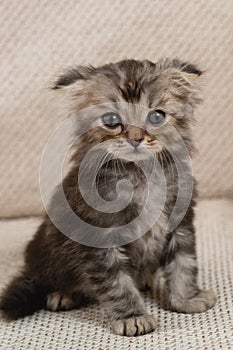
[
  {"x1": 46, "y1": 292, "x2": 76, "y2": 311},
  {"x1": 111, "y1": 314, "x2": 157, "y2": 336},
  {"x1": 170, "y1": 289, "x2": 217, "y2": 313}
]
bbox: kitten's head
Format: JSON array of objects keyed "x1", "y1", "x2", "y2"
[{"x1": 52, "y1": 59, "x2": 202, "y2": 162}]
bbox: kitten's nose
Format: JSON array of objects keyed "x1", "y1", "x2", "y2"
[
  {"x1": 127, "y1": 139, "x2": 142, "y2": 148},
  {"x1": 126, "y1": 125, "x2": 144, "y2": 148}
]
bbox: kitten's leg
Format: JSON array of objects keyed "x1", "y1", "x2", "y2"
[
  {"x1": 46, "y1": 291, "x2": 93, "y2": 311},
  {"x1": 96, "y1": 271, "x2": 156, "y2": 336},
  {"x1": 46, "y1": 292, "x2": 76, "y2": 311},
  {"x1": 163, "y1": 229, "x2": 217, "y2": 313}
]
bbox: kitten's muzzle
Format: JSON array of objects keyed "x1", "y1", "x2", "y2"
[{"x1": 127, "y1": 139, "x2": 142, "y2": 148}]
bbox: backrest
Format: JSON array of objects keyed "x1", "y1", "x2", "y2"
[{"x1": 0, "y1": 0, "x2": 232, "y2": 217}]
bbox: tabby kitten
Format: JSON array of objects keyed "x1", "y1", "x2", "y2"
[{"x1": 0, "y1": 59, "x2": 217, "y2": 336}]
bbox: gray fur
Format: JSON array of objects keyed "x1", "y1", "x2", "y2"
[{"x1": 0, "y1": 59, "x2": 216, "y2": 336}]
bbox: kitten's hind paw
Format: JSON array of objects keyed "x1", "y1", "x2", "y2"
[
  {"x1": 111, "y1": 314, "x2": 157, "y2": 336},
  {"x1": 169, "y1": 289, "x2": 217, "y2": 313},
  {"x1": 46, "y1": 292, "x2": 76, "y2": 311}
]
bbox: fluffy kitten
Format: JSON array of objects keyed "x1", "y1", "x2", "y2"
[{"x1": 0, "y1": 59, "x2": 217, "y2": 336}]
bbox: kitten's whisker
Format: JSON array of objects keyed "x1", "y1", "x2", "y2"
[
  {"x1": 95, "y1": 152, "x2": 108, "y2": 185},
  {"x1": 113, "y1": 159, "x2": 117, "y2": 182},
  {"x1": 104, "y1": 152, "x2": 112, "y2": 189},
  {"x1": 150, "y1": 154, "x2": 157, "y2": 179},
  {"x1": 96, "y1": 151, "x2": 111, "y2": 191},
  {"x1": 147, "y1": 151, "x2": 156, "y2": 177},
  {"x1": 166, "y1": 150, "x2": 175, "y2": 182},
  {"x1": 120, "y1": 158, "x2": 128, "y2": 174},
  {"x1": 159, "y1": 151, "x2": 165, "y2": 173},
  {"x1": 164, "y1": 149, "x2": 175, "y2": 183},
  {"x1": 120, "y1": 159, "x2": 127, "y2": 177},
  {"x1": 95, "y1": 151, "x2": 108, "y2": 178},
  {"x1": 116, "y1": 159, "x2": 123, "y2": 178}
]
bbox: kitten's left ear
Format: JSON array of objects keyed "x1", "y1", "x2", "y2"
[
  {"x1": 170, "y1": 59, "x2": 203, "y2": 77},
  {"x1": 160, "y1": 59, "x2": 203, "y2": 105}
]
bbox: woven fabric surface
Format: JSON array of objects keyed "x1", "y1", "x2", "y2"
[
  {"x1": 0, "y1": 199, "x2": 232, "y2": 349},
  {"x1": 0, "y1": 0, "x2": 233, "y2": 217}
]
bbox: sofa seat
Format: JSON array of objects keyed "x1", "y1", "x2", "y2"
[{"x1": 0, "y1": 199, "x2": 232, "y2": 349}]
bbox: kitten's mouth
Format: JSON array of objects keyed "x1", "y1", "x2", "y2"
[
  {"x1": 121, "y1": 146, "x2": 150, "y2": 161},
  {"x1": 130, "y1": 144, "x2": 150, "y2": 154},
  {"x1": 131, "y1": 147, "x2": 141, "y2": 153},
  {"x1": 127, "y1": 146, "x2": 143, "y2": 154}
]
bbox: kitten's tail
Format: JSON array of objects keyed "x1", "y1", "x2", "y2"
[{"x1": 0, "y1": 273, "x2": 48, "y2": 320}]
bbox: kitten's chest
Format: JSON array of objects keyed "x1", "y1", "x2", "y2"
[
  {"x1": 127, "y1": 215, "x2": 168, "y2": 269},
  {"x1": 98, "y1": 165, "x2": 159, "y2": 208},
  {"x1": 95, "y1": 161, "x2": 170, "y2": 234}
]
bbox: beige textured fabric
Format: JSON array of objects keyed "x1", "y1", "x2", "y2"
[
  {"x1": 0, "y1": 199, "x2": 232, "y2": 349},
  {"x1": 0, "y1": 0, "x2": 233, "y2": 217}
]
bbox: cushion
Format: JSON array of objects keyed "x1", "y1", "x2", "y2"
[{"x1": 0, "y1": 199, "x2": 232, "y2": 349}]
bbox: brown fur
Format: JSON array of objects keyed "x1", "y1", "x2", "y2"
[{"x1": 0, "y1": 59, "x2": 216, "y2": 336}]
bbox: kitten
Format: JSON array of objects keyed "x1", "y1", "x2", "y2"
[{"x1": 0, "y1": 59, "x2": 217, "y2": 336}]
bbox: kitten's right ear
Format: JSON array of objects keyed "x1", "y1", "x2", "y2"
[{"x1": 51, "y1": 66, "x2": 94, "y2": 90}]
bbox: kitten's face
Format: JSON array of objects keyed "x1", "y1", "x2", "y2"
[
  {"x1": 90, "y1": 103, "x2": 170, "y2": 161},
  {"x1": 53, "y1": 59, "x2": 202, "y2": 161}
]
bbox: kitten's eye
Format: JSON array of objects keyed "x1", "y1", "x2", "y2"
[
  {"x1": 102, "y1": 112, "x2": 122, "y2": 128},
  {"x1": 147, "y1": 110, "x2": 166, "y2": 126}
]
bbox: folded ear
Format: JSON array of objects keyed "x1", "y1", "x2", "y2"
[
  {"x1": 159, "y1": 58, "x2": 203, "y2": 106},
  {"x1": 52, "y1": 65, "x2": 95, "y2": 90},
  {"x1": 168, "y1": 58, "x2": 203, "y2": 77}
]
